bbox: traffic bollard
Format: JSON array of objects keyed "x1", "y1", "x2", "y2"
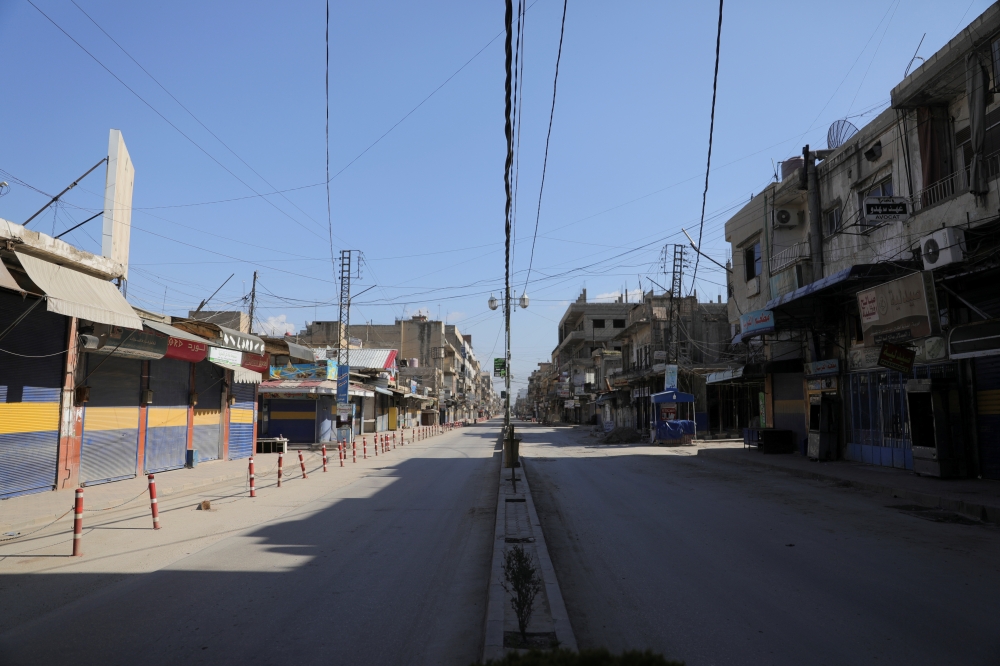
[
  {"x1": 147, "y1": 474, "x2": 160, "y2": 530},
  {"x1": 278, "y1": 451, "x2": 284, "y2": 487},
  {"x1": 72, "y1": 488, "x2": 84, "y2": 557},
  {"x1": 352, "y1": 437, "x2": 357, "y2": 463},
  {"x1": 373, "y1": 435, "x2": 378, "y2": 456},
  {"x1": 363, "y1": 436, "x2": 368, "y2": 459},
  {"x1": 392, "y1": 432, "x2": 396, "y2": 449},
  {"x1": 322, "y1": 445, "x2": 328, "y2": 472},
  {"x1": 340, "y1": 439, "x2": 345, "y2": 467},
  {"x1": 298, "y1": 450, "x2": 308, "y2": 479},
  {"x1": 249, "y1": 457, "x2": 257, "y2": 497}
]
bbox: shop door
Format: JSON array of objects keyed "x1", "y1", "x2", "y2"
[
  {"x1": 975, "y1": 356, "x2": 1000, "y2": 480},
  {"x1": 145, "y1": 358, "x2": 190, "y2": 473},
  {"x1": 193, "y1": 361, "x2": 224, "y2": 462},
  {"x1": 228, "y1": 382, "x2": 256, "y2": 459},
  {"x1": 81, "y1": 355, "x2": 141, "y2": 485},
  {"x1": 268, "y1": 398, "x2": 316, "y2": 443},
  {"x1": 0, "y1": 293, "x2": 64, "y2": 498}
]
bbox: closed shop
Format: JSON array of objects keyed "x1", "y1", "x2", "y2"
[
  {"x1": 0, "y1": 291, "x2": 65, "y2": 499},
  {"x1": 228, "y1": 382, "x2": 256, "y2": 459},
  {"x1": 975, "y1": 356, "x2": 1000, "y2": 480},
  {"x1": 267, "y1": 398, "x2": 316, "y2": 442},
  {"x1": 80, "y1": 354, "x2": 142, "y2": 485},
  {"x1": 145, "y1": 358, "x2": 190, "y2": 473},
  {"x1": 193, "y1": 361, "x2": 224, "y2": 462}
]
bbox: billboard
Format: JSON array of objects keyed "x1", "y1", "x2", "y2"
[
  {"x1": 857, "y1": 272, "x2": 939, "y2": 347},
  {"x1": 102, "y1": 129, "x2": 134, "y2": 280}
]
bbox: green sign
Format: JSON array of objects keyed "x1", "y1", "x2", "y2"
[{"x1": 494, "y1": 358, "x2": 506, "y2": 378}]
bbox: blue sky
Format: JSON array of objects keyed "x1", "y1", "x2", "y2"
[{"x1": 0, "y1": 0, "x2": 990, "y2": 391}]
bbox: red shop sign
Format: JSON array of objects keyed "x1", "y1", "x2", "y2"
[
  {"x1": 164, "y1": 336, "x2": 208, "y2": 363},
  {"x1": 241, "y1": 352, "x2": 269, "y2": 373}
]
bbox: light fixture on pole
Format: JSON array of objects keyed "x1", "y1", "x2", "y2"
[
  {"x1": 519, "y1": 293, "x2": 529, "y2": 309},
  {"x1": 488, "y1": 294, "x2": 499, "y2": 311}
]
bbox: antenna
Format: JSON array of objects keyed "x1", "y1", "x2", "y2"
[
  {"x1": 195, "y1": 273, "x2": 234, "y2": 312},
  {"x1": 827, "y1": 119, "x2": 859, "y2": 150}
]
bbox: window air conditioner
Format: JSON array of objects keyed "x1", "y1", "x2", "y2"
[
  {"x1": 921, "y1": 227, "x2": 965, "y2": 271},
  {"x1": 747, "y1": 276, "x2": 760, "y2": 296},
  {"x1": 774, "y1": 208, "x2": 804, "y2": 228}
]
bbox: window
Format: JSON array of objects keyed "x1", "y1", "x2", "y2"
[
  {"x1": 825, "y1": 205, "x2": 842, "y2": 236},
  {"x1": 743, "y1": 242, "x2": 761, "y2": 281},
  {"x1": 612, "y1": 319, "x2": 626, "y2": 328},
  {"x1": 592, "y1": 319, "x2": 606, "y2": 328}
]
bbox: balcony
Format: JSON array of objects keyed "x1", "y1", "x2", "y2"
[{"x1": 770, "y1": 241, "x2": 809, "y2": 274}]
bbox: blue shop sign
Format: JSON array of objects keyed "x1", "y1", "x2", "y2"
[{"x1": 739, "y1": 309, "x2": 775, "y2": 338}]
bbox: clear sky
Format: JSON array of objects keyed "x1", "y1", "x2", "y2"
[{"x1": 0, "y1": 0, "x2": 990, "y2": 392}]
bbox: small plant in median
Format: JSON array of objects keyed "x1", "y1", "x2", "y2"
[{"x1": 501, "y1": 544, "x2": 543, "y2": 640}]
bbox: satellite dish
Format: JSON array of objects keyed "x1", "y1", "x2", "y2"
[{"x1": 827, "y1": 119, "x2": 859, "y2": 150}]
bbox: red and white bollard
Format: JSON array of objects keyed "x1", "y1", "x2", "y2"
[
  {"x1": 249, "y1": 457, "x2": 257, "y2": 497},
  {"x1": 363, "y1": 436, "x2": 368, "y2": 459},
  {"x1": 147, "y1": 474, "x2": 160, "y2": 530},
  {"x1": 373, "y1": 435, "x2": 378, "y2": 456},
  {"x1": 278, "y1": 451, "x2": 284, "y2": 487},
  {"x1": 352, "y1": 437, "x2": 357, "y2": 463},
  {"x1": 322, "y1": 445, "x2": 328, "y2": 472},
  {"x1": 392, "y1": 432, "x2": 396, "y2": 449},
  {"x1": 298, "y1": 450, "x2": 308, "y2": 479},
  {"x1": 72, "y1": 488, "x2": 84, "y2": 557},
  {"x1": 338, "y1": 440, "x2": 344, "y2": 467}
]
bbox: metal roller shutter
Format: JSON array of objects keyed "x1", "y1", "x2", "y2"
[
  {"x1": 145, "y1": 358, "x2": 190, "y2": 473},
  {"x1": 267, "y1": 398, "x2": 316, "y2": 443},
  {"x1": 0, "y1": 292, "x2": 65, "y2": 499},
  {"x1": 193, "y1": 361, "x2": 224, "y2": 462},
  {"x1": 228, "y1": 382, "x2": 256, "y2": 459},
  {"x1": 975, "y1": 356, "x2": 1000, "y2": 480},
  {"x1": 80, "y1": 355, "x2": 141, "y2": 485}
]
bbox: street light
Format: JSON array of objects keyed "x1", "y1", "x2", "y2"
[
  {"x1": 488, "y1": 294, "x2": 499, "y2": 311},
  {"x1": 519, "y1": 293, "x2": 529, "y2": 309}
]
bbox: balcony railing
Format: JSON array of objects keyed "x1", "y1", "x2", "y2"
[
  {"x1": 770, "y1": 241, "x2": 809, "y2": 274},
  {"x1": 913, "y1": 169, "x2": 968, "y2": 212}
]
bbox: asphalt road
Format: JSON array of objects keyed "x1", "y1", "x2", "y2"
[
  {"x1": 0, "y1": 423, "x2": 501, "y2": 666},
  {"x1": 522, "y1": 424, "x2": 1000, "y2": 666}
]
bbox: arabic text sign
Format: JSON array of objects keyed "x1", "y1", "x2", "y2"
[
  {"x1": 493, "y1": 358, "x2": 506, "y2": 377},
  {"x1": 739, "y1": 309, "x2": 775, "y2": 337},
  {"x1": 664, "y1": 364, "x2": 678, "y2": 390},
  {"x1": 856, "y1": 272, "x2": 939, "y2": 347},
  {"x1": 877, "y1": 343, "x2": 916, "y2": 373},
  {"x1": 804, "y1": 359, "x2": 839, "y2": 377},
  {"x1": 863, "y1": 196, "x2": 909, "y2": 223}
]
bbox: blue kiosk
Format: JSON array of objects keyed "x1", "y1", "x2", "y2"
[{"x1": 651, "y1": 389, "x2": 696, "y2": 445}]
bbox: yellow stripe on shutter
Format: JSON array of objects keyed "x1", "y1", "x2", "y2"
[{"x1": 0, "y1": 403, "x2": 59, "y2": 435}]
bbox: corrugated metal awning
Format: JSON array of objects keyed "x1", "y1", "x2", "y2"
[
  {"x1": 286, "y1": 342, "x2": 316, "y2": 362},
  {"x1": 15, "y1": 251, "x2": 142, "y2": 329},
  {"x1": 143, "y1": 319, "x2": 208, "y2": 343}
]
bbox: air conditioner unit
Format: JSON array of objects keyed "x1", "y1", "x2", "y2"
[
  {"x1": 747, "y1": 276, "x2": 760, "y2": 296},
  {"x1": 774, "y1": 208, "x2": 804, "y2": 228},
  {"x1": 921, "y1": 227, "x2": 965, "y2": 270}
]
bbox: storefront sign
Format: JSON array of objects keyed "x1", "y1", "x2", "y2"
[
  {"x1": 663, "y1": 364, "x2": 678, "y2": 390},
  {"x1": 564, "y1": 400, "x2": 575, "y2": 409},
  {"x1": 804, "y1": 359, "x2": 839, "y2": 377},
  {"x1": 857, "y1": 272, "x2": 939, "y2": 347},
  {"x1": 217, "y1": 326, "x2": 265, "y2": 355},
  {"x1": 863, "y1": 196, "x2": 909, "y2": 223},
  {"x1": 848, "y1": 346, "x2": 881, "y2": 370},
  {"x1": 739, "y1": 309, "x2": 775, "y2": 337},
  {"x1": 337, "y1": 364, "x2": 349, "y2": 405},
  {"x1": 241, "y1": 352, "x2": 270, "y2": 373},
  {"x1": 660, "y1": 404, "x2": 677, "y2": 421},
  {"x1": 493, "y1": 358, "x2": 506, "y2": 377},
  {"x1": 269, "y1": 360, "x2": 337, "y2": 381},
  {"x1": 208, "y1": 346, "x2": 242, "y2": 366},
  {"x1": 653, "y1": 350, "x2": 667, "y2": 361},
  {"x1": 164, "y1": 336, "x2": 207, "y2": 362},
  {"x1": 877, "y1": 343, "x2": 916, "y2": 373},
  {"x1": 91, "y1": 325, "x2": 168, "y2": 360},
  {"x1": 807, "y1": 377, "x2": 838, "y2": 391}
]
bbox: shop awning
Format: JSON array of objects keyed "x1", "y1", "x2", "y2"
[
  {"x1": 234, "y1": 368, "x2": 262, "y2": 384},
  {"x1": 707, "y1": 366, "x2": 744, "y2": 384},
  {"x1": 143, "y1": 319, "x2": 209, "y2": 362},
  {"x1": 949, "y1": 319, "x2": 1000, "y2": 359},
  {"x1": 259, "y1": 379, "x2": 338, "y2": 395},
  {"x1": 216, "y1": 325, "x2": 265, "y2": 355},
  {"x1": 651, "y1": 389, "x2": 694, "y2": 403},
  {"x1": 595, "y1": 394, "x2": 613, "y2": 405},
  {"x1": 286, "y1": 342, "x2": 316, "y2": 362},
  {"x1": 144, "y1": 319, "x2": 207, "y2": 343},
  {"x1": 764, "y1": 264, "x2": 909, "y2": 323},
  {"x1": 373, "y1": 386, "x2": 393, "y2": 396},
  {"x1": 204, "y1": 346, "x2": 260, "y2": 383},
  {"x1": 0, "y1": 260, "x2": 25, "y2": 294},
  {"x1": 15, "y1": 251, "x2": 142, "y2": 329}
]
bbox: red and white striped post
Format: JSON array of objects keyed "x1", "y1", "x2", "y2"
[
  {"x1": 72, "y1": 488, "x2": 84, "y2": 557},
  {"x1": 373, "y1": 435, "x2": 378, "y2": 456},
  {"x1": 384, "y1": 434, "x2": 388, "y2": 453},
  {"x1": 352, "y1": 437, "x2": 357, "y2": 463},
  {"x1": 363, "y1": 436, "x2": 368, "y2": 459},
  {"x1": 340, "y1": 439, "x2": 345, "y2": 467},
  {"x1": 298, "y1": 450, "x2": 308, "y2": 479},
  {"x1": 249, "y1": 457, "x2": 257, "y2": 497},
  {"x1": 278, "y1": 451, "x2": 284, "y2": 487},
  {"x1": 147, "y1": 474, "x2": 160, "y2": 530},
  {"x1": 392, "y1": 432, "x2": 396, "y2": 450},
  {"x1": 322, "y1": 445, "x2": 328, "y2": 472}
]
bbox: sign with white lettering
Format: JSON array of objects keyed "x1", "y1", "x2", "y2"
[
  {"x1": 863, "y1": 196, "x2": 909, "y2": 223},
  {"x1": 877, "y1": 343, "x2": 916, "y2": 373},
  {"x1": 739, "y1": 309, "x2": 775, "y2": 337},
  {"x1": 804, "y1": 359, "x2": 839, "y2": 377},
  {"x1": 856, "y1": 272, "x2": 940, "y2": 347}
]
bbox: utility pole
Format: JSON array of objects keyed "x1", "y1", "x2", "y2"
[
  {"x1": 668, "y1": 245, "x2": 685, "y2": 364},
  {"x1": 247, "y1": 271, "x2": 257, "y2": 334}
]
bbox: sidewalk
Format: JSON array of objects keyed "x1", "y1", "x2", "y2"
[
  {"x1": 697, "y1": 445, "x2": 1000, "y2": 524},
  {"x1": 0, "y1": 453, "x2": 290, "y2": 534}
]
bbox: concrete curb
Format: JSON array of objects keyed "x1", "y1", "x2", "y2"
[
  {"x1": 482, "y1": 456, "x2": 577, "y2": 663},
  {"x1": 697, "y1": 448, "x2": 1000, "y2": 525}
]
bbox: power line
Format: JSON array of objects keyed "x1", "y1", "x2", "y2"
[
  {"x1": 523, "y1": 0, "x2": 568, "y2": 293},
  {"x1": 690, "y1": 0, "x2": 725, "y2": 293}
]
